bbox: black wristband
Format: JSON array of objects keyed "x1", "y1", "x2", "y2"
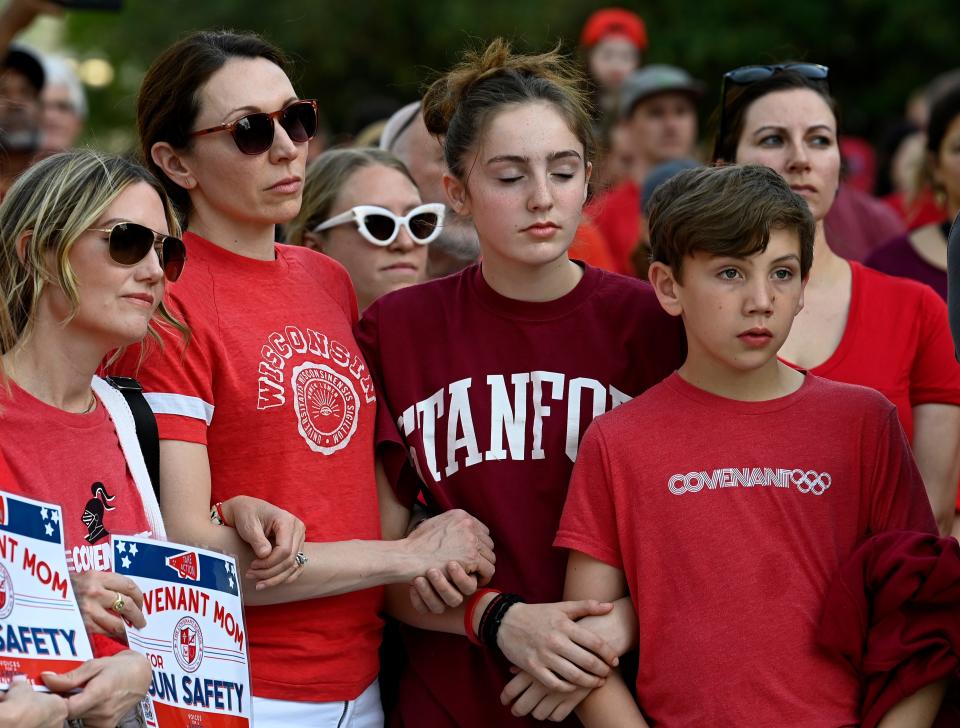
[{"x1": 480, "y1": 592, "x2": 524, "y2": 649}]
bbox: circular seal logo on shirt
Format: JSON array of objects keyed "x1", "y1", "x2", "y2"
[
  {"x1": 292, "y1": 362, "x2": 360, "y2": 455},
  {"x1": 173, "y1": 615, "x2": 204, "y2": 673},
  {"x1": 0, "y1": 562, "x2": 13, "y2": 619}
]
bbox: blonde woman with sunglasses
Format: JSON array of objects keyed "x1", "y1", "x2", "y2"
[
  {"x1": 112, "y1": 30, "x2": 493, "y2": 727},
  {"x1": 0, "y1": 150, "x2": 181, "y2": 727},
  {"x1": 286, "y1": 148, "x2": 442, "y2": 311}
]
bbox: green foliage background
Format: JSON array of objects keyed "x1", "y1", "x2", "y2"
[{"x1": 63, "y1": 0, "x2": 960, "y2": 152}]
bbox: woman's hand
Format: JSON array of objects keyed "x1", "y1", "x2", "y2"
[
  {"x1": 0, "y1": 676, "x2": 68, "y2": 728},
  {"x1": 500, "y1": 669, "x2": 593, "y2": 721},
  {"x1": 40, "y1": 650, "x2": 151, "y2": 728},
  {"x1": 402, "y1": 509, "x2": 496, "y2": 613},
  {"x1": 71, "y1": 570, "x2": 146, "y2": 636},
  {"x1": 220, "y1": 496, "x2": 306, "y2": 590},
  {"x1": 497, "y1": 600, "x2": 618, "y2": 692}
]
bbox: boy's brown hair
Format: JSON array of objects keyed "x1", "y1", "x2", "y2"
[{"x1": 647, "y1": 164, "x2": 815, "y2": 282}]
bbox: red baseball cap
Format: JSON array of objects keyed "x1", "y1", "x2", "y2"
[{"x1": 580, "y1": 8, "x2": 648, "y2": 51}]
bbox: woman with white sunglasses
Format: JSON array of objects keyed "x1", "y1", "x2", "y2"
[{"x1": 286, "y1": 148, "x2": 443, "y2": 311}]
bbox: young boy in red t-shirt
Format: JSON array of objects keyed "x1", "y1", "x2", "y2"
[{"x1": 553, "y1": 165, "x2": 941, "y2": 726}]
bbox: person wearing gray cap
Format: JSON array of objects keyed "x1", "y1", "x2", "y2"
[{"x1": 586, "y1": 64, "x2": 703, "y2": 275}]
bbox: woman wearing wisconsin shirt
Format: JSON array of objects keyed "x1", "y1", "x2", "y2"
[{"x1": 113, "y1": 31, "x2": 493, "y2": 727}]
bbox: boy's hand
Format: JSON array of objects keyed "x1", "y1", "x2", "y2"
[
  {"x1": 500, "y1": 668, "x2": 592, "y2": 721},
  {"x1": 496, "y1": 600, "x2": 618, "y2": 692}
]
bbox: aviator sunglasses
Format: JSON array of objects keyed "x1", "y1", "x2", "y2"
[
  {"x1": 716, "y1": 63, "x2": 830, "y2": 158},
  {"x1": 313, "y1": 203, "x2": 446, "y2": 246},
  {"x1": 89, "y1": 222, "x2": 187, "y2": 282},
  {"x1": 191, "y1": 99, "x2": 319, "y2": 155}
]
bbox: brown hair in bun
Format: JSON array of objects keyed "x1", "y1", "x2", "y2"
[{"x1": 422, "y1": 38, "x2": 595, "y2": 179}]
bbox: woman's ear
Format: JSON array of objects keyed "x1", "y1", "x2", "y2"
[
  {"x1": 647, "y1": 261, "x2": 684, "y2": 317},
  {"x1": 151, "y1": 142, "x2": 197, "y2": 191},
  {"x1": 301, "y1": 231, "x2": 325, "y2": 253},
  {"x1": 583, "y1": 161, "x2": 593, "y2": 204},
  {"x1": 15, "y1": 231, "x2": 32, "y2": 263},
  {"x1": 442, "y1": 172, "x2": 469, "y2": 216}
]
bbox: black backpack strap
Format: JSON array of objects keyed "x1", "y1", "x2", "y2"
[{"x1": 105, "y1": 376, "x2": 160, "y2": 498}]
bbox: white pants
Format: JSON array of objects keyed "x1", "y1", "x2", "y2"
[{"x1": 252, "y1": 680, "x2": 383, "y2": 728}]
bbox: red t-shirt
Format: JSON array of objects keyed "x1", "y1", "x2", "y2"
[
  {"x1": 584, "y1": 180, "x2": 641, "y2": 276},
  {"x1": 0, "y1": 442, "x2": 15, "y2": 488},
  {"x1": 569, "y1": 218, "x2": 617, "y2": 272},
  {"x1": 783, "y1": 262, "x2": 960, "y2": 441},
  {"x1": 355, "y1": 263, "x2": 684, "y2": 727},
  {"x1": 556, "y1": 373, "x2": 937, "y2": 726},
  {"x1": 111, "y1": 232, "x2": 383, "y2": 702},
  {"x1": 0, "y1": 380, "x2": 153, "y2": 656}
]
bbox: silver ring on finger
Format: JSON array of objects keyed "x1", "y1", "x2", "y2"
[{"x1": 294, "y1": 552, "x2": 308, "y2": 568}]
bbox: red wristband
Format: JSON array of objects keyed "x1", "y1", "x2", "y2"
[
  {"x1": 212, "y1": 501, "x2": 231, "y2": 527},
  {"x1": 464, "y1": 588, "x2": 500, "y2": 646}
]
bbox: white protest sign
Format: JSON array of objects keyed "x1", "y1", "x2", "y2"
[
  {"x1": 112, "y1": 534, "x2": 251, "y2": 728},
  {"x1": 0, "y1": 490, "x2": 93, "y2": 689}
]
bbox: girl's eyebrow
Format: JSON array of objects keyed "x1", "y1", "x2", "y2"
[{"x1": 485, "y1": 149, "x2": 583, "y2": 165}]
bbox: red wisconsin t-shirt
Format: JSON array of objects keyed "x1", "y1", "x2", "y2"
[
  {"x1": 556, "y1": 373, "x2": 937, "y2": 726},
  {"x1": 783, "y1": 262, "x2": 960, "y2": 441},
  {"x1": 0, "y1": 381, "x2": 152, "y2": 656},
  {"x1": 355, "y1": 263, "x2": 684, "y2": 727},
  {"x1": 112, "y1": 233, "x2": 383, "y2": 702}
]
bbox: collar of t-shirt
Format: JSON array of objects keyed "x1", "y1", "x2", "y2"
[
  {"x1": 183, "y1": 230, "x2": 290, "y2": 280},
  {"x1": 664, "y1": 371, "x2": 816, "y2": 415},
  {"x1": 470, "y1": 261, "x2": 602, "y2": 322}
]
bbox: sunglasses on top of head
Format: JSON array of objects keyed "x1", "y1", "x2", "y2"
[
  {"x1": 89, "y1": 222, "x2": 187, "y2": 282},
  {"x1": 313, "y1": 203, "x2": 446, "y2": 246},
  {"x1": 190, "y1": 99, "x2": 319, "y2": 155},
  {"x1": 716, "y1": 63, "x2": 830, "y2": 158}
]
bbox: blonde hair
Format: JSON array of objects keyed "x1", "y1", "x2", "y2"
[
  {"x1": 285, "y1": 147, "x2": 416, "y2": 245},
  {"x1": 0, "y1": 150, "x2": 187, "y2": 363}
]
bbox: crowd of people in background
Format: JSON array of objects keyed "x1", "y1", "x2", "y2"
[{"x1": 1, "y1": 1, "x2": 959, "y2": 727}]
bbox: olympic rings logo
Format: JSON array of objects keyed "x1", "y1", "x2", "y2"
[{"x1": 790, "y1": 469, "x2": 831, "y2": 495}]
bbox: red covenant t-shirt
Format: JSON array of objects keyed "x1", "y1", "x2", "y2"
[
  {"x1": 355, "y1": 262, "x2": 684, "y2": 727},
  {"x1": 0, "y1": 380, "x2": 152, "y2": 656},
  {"x1": 784, "y1": 262, "x2": 960, "y2": 441},
  {"x1": 556, "y1": 373, "x2": 937, "y2": 726},
  {"x1": 111, "y1": 232, "x2": 383, "y2": 702}
]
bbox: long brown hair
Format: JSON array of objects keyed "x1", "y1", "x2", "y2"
[{"x1": 137, "y1": 30, "x2": 289, "y2": 221}]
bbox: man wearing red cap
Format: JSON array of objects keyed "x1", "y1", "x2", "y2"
[
  {"x1": 580, "y1": 7, "x2": 647, "y2": 120},
  {"x1": 580, "y1": 8, "x2": 647, "y2": 99}
]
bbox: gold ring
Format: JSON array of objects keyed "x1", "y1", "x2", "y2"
[{"x1": 111, "y1": 592, "x2": 125, "y2": 613}]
